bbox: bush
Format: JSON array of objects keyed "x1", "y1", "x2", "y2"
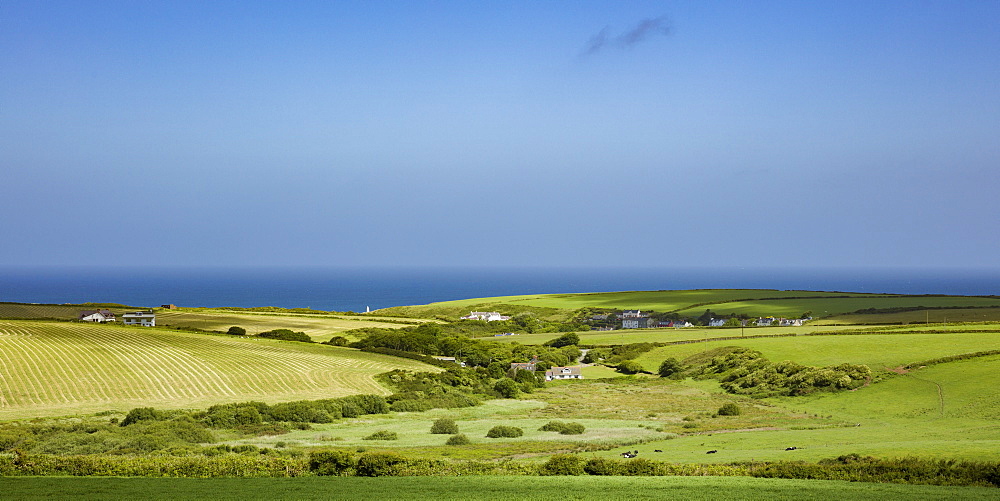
[
  {"x1": 309, "y1": 450, "x2": 356, "y2": 476},
  {"x1": 539, "y1": 454, "x2": 584, "y2": 475},
  {"x1": 658, "y1": 358, "x2": 682, "y2": 378},
  {"x1": 538, "y1": 421, "x2": 585, "y2": 435},
  {"x1": 543, "y1": 333, "x2": 580, "y2": 348},
  {"x1": 717, "y1": 403, "x2": 741, "y2": 416},
  {"x1": 227, "y1": 326, "x2": 247, "y2": 336},
  {"x1": 430, "y1": 418, "x2": 459, "y2": 435},
  {"x1": 362, "y1": 430, "x2": 398, "y2": 441},
  {"x1": 355, "y1": 451, "x2": 406, "y2": 477},
  {"x1": 617, "y1": 360, "x2": 645, "y2": 375},
  {"x1": 485, "y1": 425, "x2": 523, "y2": 438},
  {"x1": 120, "y1": 407, "x2": 160, "y2": 427},
  {"x1": 326, "y1": 336, "x2": 349, "y2": 346},
  {"x1": 493, "y1": 378, "x2": 521, "y2": 399},
  {"x1": 257, "y1": 329, "x2": 313, "y2": 343},
  {"x1": 445, "y1": 433, "x2": 470, "y2": 445},
  {"x1": 584, "y1": 457, "x2": 623, "y2": 475}
]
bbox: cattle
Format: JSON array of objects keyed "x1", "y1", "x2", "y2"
[
  {"x1": 706, "y1": 450, "x2": 718, "y2": 454},
  {"x1": 785, "y1": 447, "x2": 798, "y2": 451},
  {"x1": 654, "y1": 449, "x2": 663, "y2": 453}
]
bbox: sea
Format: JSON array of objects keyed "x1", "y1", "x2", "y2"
[{"x1": 0, "y1": 266, "x2": 998, "y2": 313}]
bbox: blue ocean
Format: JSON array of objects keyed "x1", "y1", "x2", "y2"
[{"x1": 0, "y1": 266, "x2": 997, "y2": 313}]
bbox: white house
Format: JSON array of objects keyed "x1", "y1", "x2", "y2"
[
  {"x1": 756, "y1": 317, "x2": 775, "y2": 327},
  {"x1": 779, "y1": 318, "x2": 805, "y2": 327},
  {"x1": 621, "y1": 317, "x2": 651, "y2": 329},
  {"x1": 708, "y1": 318, "x2": 726, "y2": 327},
  {"x1": 545, "y1": 366, "x2": 583, "y2": 381},
  {"x1": 460, "y1": 311, "x2": 510, "y2": 322},
  {"x1": 122, "y1": 311, "x2": 156, "y2": 326},
  {"x1": 78, "y1": 309, "x2": 115, "y2": 322}
]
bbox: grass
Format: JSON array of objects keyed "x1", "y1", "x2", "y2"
[
  {"x1": 633, "y1": 330, "x2": 1000, "y2": 370},
  {"x1": 815, "y1": 307, "x2": 1000, "y2": 325},
  {"x1": 1, "y1": 476, "x2": 996, "y2": 501},
  {"x1": 0, "y1": 320, "x2": 438, "y2": 419},
  {"x1": 154, "y1": 308, "x2": 427, "y2": 342},
  {"x1": 379, "y1": 289, "x2": 1000, "y2": 321},
  {"x1": 486, "y1": 324, "x2": 866, "y2": 345}
]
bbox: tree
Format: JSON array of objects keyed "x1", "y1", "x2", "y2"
[
  {"x1": 617, "y1": 360, "x2": 645, "y2": 374},
  {"x1": 493, "y1": 378, "x2": 520, "y2": 398},
  {"x1": 543, "y1": 332, "x2": 580, "y2": 348},
  {"x1": 657, "y1": 358, "x2": 683, "y2": 378},
  {"x1": 227, "y1": 326, "x2": 246, "y2": 336},
  {"x1": 430, "y1": 418, "x2": 459, "y2": 434}
]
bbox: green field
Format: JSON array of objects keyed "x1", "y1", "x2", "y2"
[
  {"x1": 0, "y1": 320, "x2": 438, "y2": 419},
  {"x1": 633, "y1": 330, "x2": 1000, "y2": 369},
  {"x1": 1, "y1": 476, "x2": 995, "y2": 501},
  {"x1": 485, "y1": 324, "x2": 868, "y2": 345},
  {"x1": 154, "y1": 309, "x2": 430, "y2": 341},
  {"x1": 380, "y1": 289, "x2": 1000, "y2": 321}
]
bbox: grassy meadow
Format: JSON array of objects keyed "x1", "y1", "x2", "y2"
[
  {"x1": 4, "y1": 476, "x2": 997, "y2": 501},
  {"x1": 0, "y1": 320, "x2": 437, "y2": 419},
  {"x1": 378, "y1": 289, "x2": 1000, "y2": 322}
]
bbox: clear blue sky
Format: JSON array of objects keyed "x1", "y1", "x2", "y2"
[{"x1": 2, "y1": 1, "x2": 997, "y2": 268}]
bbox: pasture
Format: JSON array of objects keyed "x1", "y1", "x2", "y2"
[
  {"x1": 633, "y1": 330, "x2": 1000, "y2": 370},
  {"x1": 154, "y1": 309, "x2": 427, "y2": 342},
  {"x1": 382, "y1": 289, "x2": 1000, "y2": 321},
  {"x1": 0, "y1": 320, "x2": 437, "y2": 419},
  {"x1": 610, "y1": 355, "x2": 1000, "y2": 464},
  {"x1": 484, "y1": 324, "x2": 868, "y2": 345},
  {"x1": 4, "y1": 476, "x2": 996, "y2": 501}
]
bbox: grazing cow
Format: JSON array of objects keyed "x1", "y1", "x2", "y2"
[
  {"x1": 654, "y1": 450, "x2": 663, "y2": 453},
  {"x1": 785, "y1": 447, "x2": 797, "y2": 451},
  {"x1": 706, "y1": 450, "x2": 718, "y2": 454}
]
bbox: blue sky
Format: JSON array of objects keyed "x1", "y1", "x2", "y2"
[{"x1": 2, "y1": 1, "x2": 998, "y2": 268}]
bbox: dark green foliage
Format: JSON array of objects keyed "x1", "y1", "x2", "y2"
[
  {"x1": 326, "y1": 336, "x2": 349, "y2": 346},
  {"x1": 543, "y1": 332, "x2": 580, "y2": 348},
  {"x1": 256, "y1": 329, "x2": 313, "y2": 343},
  {"x1": 226, "y1": 326, "x2": 246, "y2": 336},
  {"x1": 308, "y1": 450, "x2": 356, "y2": 476},
  {"x1": 362, "y1": 430, "x2": 398, "y2": 441},
  {"x1": 658, "y1": 357, "x2": 683, "y2": 378},
  {"x1": 355, "y1": 451, "x2": 406, "y2": 476},
  {"x1": 493, "y1": 378, "x2": 520, "y2": 398},
  {"x1": 717, "y1": 403, "x2": 741, "y2": 416},
  {"x1": 539, "y1": 454, "x2": 584, "y2": 475},
  {"x1": 538, "y1": 421, "x2": 585, "y2": 435},
  {"x1": 120, "y1": 407, "x2": 161, "y2": 427},
  {"x1": 445, "y1": 433, "x2": 470, "y2": 445},
  {"x1": 485, "y1": 425, "x2": 523, "y2": 438},
  {"x1": 582, "y1": 348, "x2": 611, "y2": 364},
  {"x1": 583, "y1": 457, "x2": 623, "y2": 475},
  {"x1": 430, "y1": 419, "x2": 459, "y2": 435},
  {"x1": 616, "y1": 360, "x2": 645, "y2": 374},
  {"x1": 698, "y1": 348, "x2": 872, "y2": 397}
]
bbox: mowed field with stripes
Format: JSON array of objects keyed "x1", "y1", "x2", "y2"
[{"x1": 0, "y1": 320, "x2": 437, "y2": 419}]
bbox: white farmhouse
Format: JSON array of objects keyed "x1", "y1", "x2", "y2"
[
  {"x1": 545, "y1": 366, "x2": 583, "y2": 381},
  {"x1": 460, "y1": 311, "x2": 511, "y2": 322},
  {"x1": 78, "y1": 309, "x2": 116, "y2": 323},
  {"x1": 122, "y1": 311, "x2": 156, "y2": 326}
]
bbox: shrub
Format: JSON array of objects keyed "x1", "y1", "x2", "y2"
[
  {"x1": 355, "y1": 451, "x2": 406, "y2": 477},
  {"x1": 120, "y1": 407, "x2": 160, "y2": 427},
  {"x1": 539, "y1": 454, "x2": 584, "y2": 475},
  {"x1": 257, "y1": 329, "x2": 313, "y2": 343},
  {"x1": 543, "y1": 333, "x2": 580, "y2": 348},
  {"x1": 486, "y1": 425, "x2": 523, "y2": 438},
  {"x1": 493, "y1": 378, "x2": 521, "y2": 399},
  {"x1": 309, "y1": 450, "x2": 356, "y2": 476},
  {"x1": 326, "y1": 336, "x2": 349, "y2": 346},
  {"x1": 445, "y1": 433, "x2": 470, "y2": 445},
  {"x1": 362, "y1": 430, "x2": 398, "y2": 441},
  {"x1": 658, "y1": 358, "x2": 682, "y2": 378},
  {"x1": 227, "y1": 326, "x2": 247, "y2": 336},
  {"x1": 584, "y1": 457, "x2": 623, "y2": 475},
  {"x1": 430, "y1": 418, "x2": 459, "y2": 435},
  {"x1": 617, "y1": 360, "x2": 645, "y2": 375},
  {"x1": 538, "y1": 421, "x2": 585, "y2": 435},
  {"x1": 717, "y1": 403, "x2": 741, "y2": 416}
]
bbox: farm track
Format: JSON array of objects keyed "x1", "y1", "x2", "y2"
[{"x1": 0, "y1": 320, "x2": 434, "y2": 418}]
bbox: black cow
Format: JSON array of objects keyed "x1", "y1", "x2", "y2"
[
  {"x1": 654, "y1": 449, "x2": 663, "y2": 453},
  {"x1": 706, "y1": 450, "x2": 718, "y2": 454},
  {"x1": 785, "y1": 447, "x2": 798, "y2": 451}
]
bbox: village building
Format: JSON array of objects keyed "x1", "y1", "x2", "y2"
[
  {"x1": 78, "y1": 309, "x2": 115, "y2": 322},
  {"x1": 510, "y1": 356, "x2": 539, "y2": 372},
  {"x1": 545, "y1": 366, "x2": 583, "y2": 381},
  {"x1": 460, "y1": 311, "x2": 511, "y2": 322},
  {"x1": 122, "y1": 311, "x2": 156, "y2": 326}
]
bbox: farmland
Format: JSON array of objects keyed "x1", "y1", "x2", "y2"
[
  {"x1": 379, "y1": 289, "x2": 1000, "y2": 323},
  {"x1": 0, "y1": 303, "x2": 437, "y2": 343},
  {"x1": 0, "y1": 320, "x2": 437, "y2": 419}
]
